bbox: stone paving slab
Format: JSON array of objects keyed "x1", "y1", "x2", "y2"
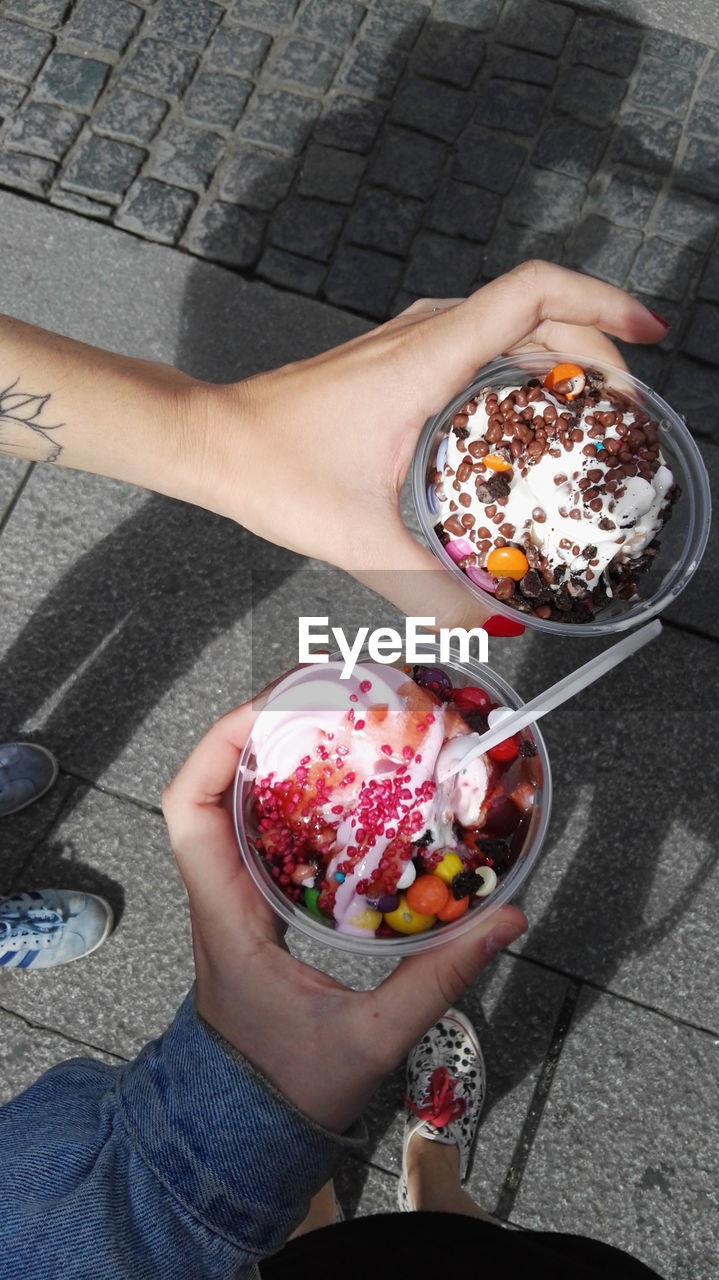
[
  {"x1": 569, "y1": 0, "x2": 718, "y2": 47},
  {"x1": 0, "y1": 0, "x2": 717, "y2": 444},
  {"x1": 0, "y1": 189, "x2": 366, "y2": 376},
  {"x1": 664, "y1": 440, "x2": 718, "y2": 640},
  {"x1": 0, "y1": 457, "x2": 30, "y2": 520},
  {"x1": 469, "y1": 624, "x2": 719, "y2": 1032},
  {"x1": 0, "y1": 1004, "x2": 122, "y2": 1108},
  {"x1": 0, "y1": 768, "x2": 75, "y2": 893},
  {"x1": 334, "y1": 1154, "x2": 400, "y2": 1219},
  {"x1": 0, "y1": 786, "x2": 195, "y2": 1056},
  {"x1": 0, "y1": 465, "x2": 261, "y2": 800},
  {"x1": 512, "y1": 989, "x2": 719, "y2": 1279}
]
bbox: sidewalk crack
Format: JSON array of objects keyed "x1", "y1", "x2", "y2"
[{"x1": 494, "y1": 977, "x2": 582, "y2": 1222}]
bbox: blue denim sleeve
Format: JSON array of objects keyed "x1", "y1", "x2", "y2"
[{"x1": 0, "y1": 991, "x2": 367, "y2": 1280}]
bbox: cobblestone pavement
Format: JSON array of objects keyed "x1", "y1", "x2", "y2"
[{"x1": 0, "y1": 0, "x2": 718, "y2": 439}]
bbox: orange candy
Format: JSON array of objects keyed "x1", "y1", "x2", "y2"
[
  {"x1": 437, "y1": 894, "x2": 470, "y2": 922},
  {"x1": 406, "y1": 874, "x2": 450, "y2": 916},
  {"x1": 483, "y1": 453, "x2": 512, "y2": 472},
  {"x1": 486, "y1": 546, "x2": 529, "y2": 580},
  {"x1": 543, "y1": 362, "x2": 586, "y2": 400}
]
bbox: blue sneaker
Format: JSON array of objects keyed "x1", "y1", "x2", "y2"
[
  {"x1": 0, "y1": 744, "x2": 58, "y2": 817},
  {"x1": 0, "y1": 890, "x2": 113, "y2": 970}
]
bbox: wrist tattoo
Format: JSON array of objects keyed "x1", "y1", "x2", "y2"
[{"x1": 0, "y1": 379, "x2": 63, "y2": 462}]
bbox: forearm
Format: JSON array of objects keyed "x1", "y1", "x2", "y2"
[
  {"x1": 0, "y1": 993, "x2": 364, "y2": 1278},
  {"x1": 0, "y1": 313, "x2": 221, "y2": 507}
]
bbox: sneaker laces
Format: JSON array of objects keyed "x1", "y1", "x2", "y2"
[
  {"x1": 405, "y1": 1066, "x2": 467, "y2": 1129},
  {"x1": 0, "y1": 906, "x2": 64, "y2": 943}
]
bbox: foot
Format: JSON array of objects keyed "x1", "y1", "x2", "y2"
[
  {"x1": 0, "y1": 890, "x2": 113, "y2": 970},
  {"x1": 0, "y1": 744, "x2": 58, "y2": 817},
  {"x1": 398, "y1": 1007, "x2": 486, "y2": 1211}
]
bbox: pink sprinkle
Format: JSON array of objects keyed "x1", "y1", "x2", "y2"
[
  {"x1": 349, "y1": 694, "x2": 359, "y2": 702},
  {"x1": 402, "y1": 745, "x2": 414, "y2": 760},
  {"x1": 416, "y1": 754, "x2": 422, "y2": 763},
  {"x1": 359, "y1": 680, "x2": 372, "y2": 693},
  {"x1": 426, "y1": 714, "x2": 435, "y2": 724},
  {"x1": 300, "y1": 755, "x2": 311, "y2": 766},
  {"x1": 355, "y1": 719, "x2": 366, "y2": 730},
  {"x1": 331, "y1": 804, "x2": 344, "y2": 814},
  {"x1": 381, "y1": 744, "x2": 392, "y2": 756}
]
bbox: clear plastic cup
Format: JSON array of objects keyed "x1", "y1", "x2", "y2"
[
  {"x1": 233, "y1": 654, "x2": 552, "y2": 957},
  {"x1": 412, "y1": 351, "x2": 711, "y2": 635}
]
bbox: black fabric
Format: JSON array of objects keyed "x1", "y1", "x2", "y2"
[{"x1": 260, "y1": 1211, "x2": 663, "y2": 1279}]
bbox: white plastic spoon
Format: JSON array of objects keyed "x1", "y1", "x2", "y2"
[{"x1": 439, "y1": 618, "x2": 663, "y2": 783}]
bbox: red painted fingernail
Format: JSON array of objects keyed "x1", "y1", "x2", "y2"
[
  {"x1": 482, "y1": 615, "x2": 525, "y2": 637},
  {"x1": 648, "y1": 310, "x2": 670, "y2": 329}
]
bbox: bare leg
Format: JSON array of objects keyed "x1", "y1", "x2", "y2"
[
  {"x1": 404, "y1": 1134, "x2": 502, "y2": 1223},
  {"x1": 290, "y1": 1180, "x2": 339, "y2": 1238}
]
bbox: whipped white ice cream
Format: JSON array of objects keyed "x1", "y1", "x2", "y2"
[
  {"x1": 252, "y1": 662, "x2": 490, "y2": 936},
  {"x1": 434, "y1": 372, "x2": 675, "y2": 618}
]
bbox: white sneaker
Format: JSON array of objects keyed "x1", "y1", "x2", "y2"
[
  {"x1": 0, "y1": 889, "x2": 113, "y2": 970},
  {"x1": 398, "y1": 1007, "x2": 486, "y2": 1211}
]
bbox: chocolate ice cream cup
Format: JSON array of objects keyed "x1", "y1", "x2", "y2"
[
  {"x1": 412, "y1": 352, "x2": 711, "y2": 635},
  {"x1": 233, "y1": 652, "x2": 551, "y2": 958}
]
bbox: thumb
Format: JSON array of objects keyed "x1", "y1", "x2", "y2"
[{"x1": 368, "y1": 905, "x2": 528, "y2": 1066}]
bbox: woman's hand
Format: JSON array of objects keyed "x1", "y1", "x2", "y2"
[
  {"x1": 200, "y1": 262, "x2": 667, "y2": 626},
  {"x1": 162, "y1": 702, "x2": 527, "y2": 1135},
  {"x1": 0, "y1": 264, "x2": 665, "y2": 631}
]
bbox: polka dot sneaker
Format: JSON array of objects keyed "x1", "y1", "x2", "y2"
[
  {"x1": 398, "y1": 1006, "x2": 486, "y2": 1211},
  {"x1": 0, "y1": 744, "x2": 58, "y2": 818},
  {"x1": 0, "y1": 890, "x2": 113, "y2": 970}
]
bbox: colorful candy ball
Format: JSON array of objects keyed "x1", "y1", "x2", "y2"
[
  {"x1": 384, "y1": 896, "x2": 437, "y2": 935},
  {"x1": 433, "y1": 852, "x2": 464, "y2": 885},
  {"x1": 486, "y1": 547, "x2": 529, "y2": 580},
  {"x1": 406, "y1": 875, "x2": 450, "y2": 915},
  {"x1": 544, "y1": 362, "x2": 586, "y2": 400},
  {"x1": 437, "y1": 894, "x2": 470, "y2": 922}
]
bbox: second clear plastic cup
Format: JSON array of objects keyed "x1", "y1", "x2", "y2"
[{"x1": 233, "y1": 654, "x2": 552, "y2": 957}]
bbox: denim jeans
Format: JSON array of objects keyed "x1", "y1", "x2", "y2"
[{"x1": 0, "y1": 991, "x2": 365, "y2": 1279}]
